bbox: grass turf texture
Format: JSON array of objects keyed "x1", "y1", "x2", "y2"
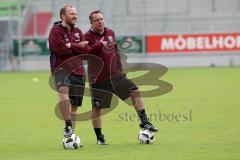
[{"x1": 0, "y1": 67, "x2": 239, "y2": 160}]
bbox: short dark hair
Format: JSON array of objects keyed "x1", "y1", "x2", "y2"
[
  {"x1": 60, "y1": 5, "x2": 74, "y2": 20},
  {"x1": 89, "y1": 10, "x2": 102, "y2": 23}
]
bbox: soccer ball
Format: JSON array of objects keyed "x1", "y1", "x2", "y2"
[
  {"x1": 138, "y1": 129, "x2": 155, "y2": 144},
  {"x1": 62, "y1": 134, "x2": 81, "y2": 149}
]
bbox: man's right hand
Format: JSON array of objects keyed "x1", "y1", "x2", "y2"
[
  {"x1": 100, "y1": 37, "x2": 108, "y2": 47},
  {"x1": 78, "y1": 41, "x2": 89, "y2": 47}
]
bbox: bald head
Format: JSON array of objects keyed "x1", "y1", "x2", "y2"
[{"x1": 59, "y1": 5, "x2": 77, "y2": 27}]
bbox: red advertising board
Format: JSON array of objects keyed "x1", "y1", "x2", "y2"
[{"x1": 146, "y1": 33, "x2": 240, "y2": 54}]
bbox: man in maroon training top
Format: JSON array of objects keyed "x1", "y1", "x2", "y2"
[
  {"x1": 84, "y1": 10, "x2": 159, "y2": 145},
  {"x1": 48, "y1": 5, "x2": 89, "y2": 139}
]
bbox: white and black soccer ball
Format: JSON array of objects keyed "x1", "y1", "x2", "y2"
[
  {"x1": 138, "y1": 129, "x2": 155, "y2": 144},
  {"x1": 62, "y1": 134, "x2": 81, "y2": 149}
]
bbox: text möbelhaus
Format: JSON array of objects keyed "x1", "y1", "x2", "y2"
[{"x1": 146, "y1": 33, "x2": 240, "y2": 53}]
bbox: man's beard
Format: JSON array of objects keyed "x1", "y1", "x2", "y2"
[{"x1": 66, "y1": 19, "x2": 76, "y2": 27}]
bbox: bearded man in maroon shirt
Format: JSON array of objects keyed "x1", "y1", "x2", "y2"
[
  {"x1": 84, "y1": 10, "x2": 159, "y2": 145},
  {"x1": 48, "y1": 5, "x2": 89, "y2": 140}
]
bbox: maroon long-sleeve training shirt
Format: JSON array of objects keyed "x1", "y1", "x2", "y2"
[
  {"x1": 84, "y1": 28, "x2": 123, "y2": 84},
  {"x1": 48, "y1": 21, "x2": 88, "y2": 75}
]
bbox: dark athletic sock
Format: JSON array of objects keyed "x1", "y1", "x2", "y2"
[
  {"x1": 65, "y1": 120, "x2": 72, "y2": 128},
  {"x1": 94, "y1": 128, "x2": 102, "y2": 139},
  {"x1": 137, "y1": 109, "x2": 149, "y2": 123}
]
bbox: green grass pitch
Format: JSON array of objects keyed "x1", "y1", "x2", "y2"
[{"x1": 0, "y1": 67, "x2": 239, "y2": 160}]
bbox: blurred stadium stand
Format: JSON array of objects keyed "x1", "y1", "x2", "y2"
[
  {"x1": 24, "y1": 12, "x2": 52, "y2": 36},
  {"x1": 0, "y1": 0, "x2": 240, "y2": 71},
  {"x1": 0, "y1": 21, "x2": 8, "y2": 42}
]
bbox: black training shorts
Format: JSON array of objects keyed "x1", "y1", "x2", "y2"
[
  {"x1": 90, "y1": 74, "x2": 138, "y2": 108},
  {"x1": 54, "y1": 71, "x2": 85, "y2": 107}
]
